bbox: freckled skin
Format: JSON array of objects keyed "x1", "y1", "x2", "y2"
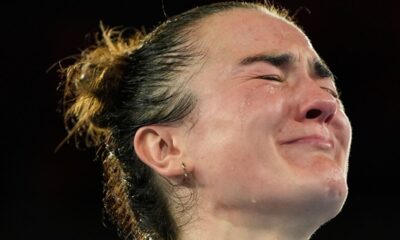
[{"x1": 179, "y1": 8, "x2": 352, "y2": 240}]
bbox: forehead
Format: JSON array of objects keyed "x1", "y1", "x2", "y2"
[{"x1": 194, "y1": 8, "x2": 316, "y2": 61}]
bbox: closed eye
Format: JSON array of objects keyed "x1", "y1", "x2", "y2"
[
  {"x1": 259, "y1": 75, "x2": 283, "y2": 82},
  {"x1": 320, "y1": 86, "x2": 340, "y2": 98}
]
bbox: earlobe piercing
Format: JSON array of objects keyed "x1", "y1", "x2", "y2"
[{"x1": 181, "y1": 162, "x2": 188, "y2": 178}]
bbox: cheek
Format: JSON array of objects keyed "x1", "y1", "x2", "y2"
[
  {"x1": 239, "y1": 84, "x2": 287, "y2": 130},
  {"x1": 185, "y1": 117, "x2": 257, "y2": 186},
  {"x1": 189, "y1": 83, "x2": 285, "y2": 151},
  {"x1": 342, "y1": 113, "x2": 352, "y2": 149},
  {"x1": 186, "y1": 84, "x2": 287, "y2": 184},
  {"x1": 333, "y1": 111, "x2": 352, "y2": 176},
  {"x1": 332, "y1": 110, "x2": 353, "y2": 156}
]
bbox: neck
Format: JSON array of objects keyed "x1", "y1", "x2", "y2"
[{"x1": 177, "y1": 202, "x2": 321, "y2": 240}]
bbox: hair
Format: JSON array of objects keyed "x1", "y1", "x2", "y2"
[{"x1": 58, "y1": 1, "x2": 292, "y2": 240}]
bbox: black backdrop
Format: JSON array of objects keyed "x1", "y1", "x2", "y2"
[{"x1": 2, "y1": 0, "x2": 399, "y2": 239}]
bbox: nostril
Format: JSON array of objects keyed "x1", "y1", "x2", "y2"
[{"x1": 306, "y1": 109, "x2": 322, "y2": 119}]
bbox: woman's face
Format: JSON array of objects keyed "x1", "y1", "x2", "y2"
[{"x1": 181, "y1": 9, "x2": 352, "y2": 223}]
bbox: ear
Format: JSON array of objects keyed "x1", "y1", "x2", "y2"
[{"x1": 133, "y1": 125, "x2": 187, "y2": 179}]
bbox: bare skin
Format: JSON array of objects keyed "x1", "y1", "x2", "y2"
[{"x1": 135, "y1": 8, "x2": 352, "y2": 240}]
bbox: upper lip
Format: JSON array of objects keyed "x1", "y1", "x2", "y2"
[{"x1": 280, "y1": 134, "x2": 334, "y2": 148}]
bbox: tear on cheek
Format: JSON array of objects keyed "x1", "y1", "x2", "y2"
[{"x1": 264, "y1": 85, "x2": 278, "y2": 95}]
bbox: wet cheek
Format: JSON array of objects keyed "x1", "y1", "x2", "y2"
[
  {"x1": 264, "y1": 84, "x2": 279, "y2": 95},
  {"x1": 187, "y1": 84, "x2": 285, "y2": 176},
  {"x1": 240, "y1": 84, "x2": 286, "y2": 123}
]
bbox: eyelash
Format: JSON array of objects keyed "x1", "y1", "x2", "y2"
[
  {"x1": 259, "y1": 75, "x2": 283, "y2": 82},
  {"x1": 320, "y1": 87, "x2": 340, "y2": 99},
  {"x1": 259, "y1": 75, "x2": 340, "y2": 99}
]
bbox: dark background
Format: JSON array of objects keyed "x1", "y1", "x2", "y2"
[{"x1": 2, "y1": 0, "x2": 399, "y2": 239}]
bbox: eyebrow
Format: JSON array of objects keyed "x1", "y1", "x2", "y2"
[
  {"x1": 239, "y1": 53, "x2": 294, "y2": 67},
  {"x1": 238, "y1": 53, "x2": 335, "y2": 80},
  {"x1": 312, "y1": 59, "x2": 335, "y2": 79}
]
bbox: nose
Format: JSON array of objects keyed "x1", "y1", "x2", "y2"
[{"x1": 296, "y1": 89, "x2": 338, "y2": 124}]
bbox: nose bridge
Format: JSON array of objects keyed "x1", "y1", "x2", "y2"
[{"x1": 293, "y1": 77, "x2": 338, "y2": 124}]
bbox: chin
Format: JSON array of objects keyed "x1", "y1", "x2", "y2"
[
  {"x1": 310, "y1": 156, "x2": 349, "y2": 215},
  {"x1": 289, "y1": 169, "x2": 347, "y2": 222},
  {"x1": 310, "y1": 175, "x2": 349, "y2": 225}
]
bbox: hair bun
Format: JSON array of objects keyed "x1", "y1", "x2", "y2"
[{"x1": 60, "y1": 24, "x2": 143, "y2": 147}]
